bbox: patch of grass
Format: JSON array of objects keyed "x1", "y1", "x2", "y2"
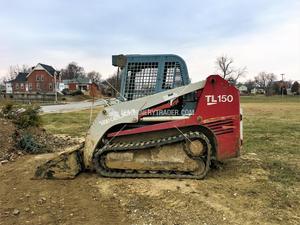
[
  {"x1": 269, "y1": 189, "x2": 299, "y2": 210},
  {"x1": 263, "y1": 160, "x2": 300, "y2": 186},
  {"x1": 241, "y1": 95, "x2": 300, "y2": 103},
  {"x1": 242, "y1": 97, "x2": 300, "y2": 156},
  {"x1": 61, "y1": 95, "x2": 93, "y2": 102},
  {"x1": 41, "y1": 107, "x2": 102, "y2": 137},
  {"x1": 0, "y1": 100, "x2": 25, "y2": 107}
]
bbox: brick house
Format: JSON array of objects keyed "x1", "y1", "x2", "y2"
[
  {"x1": 10, "y1": 72, "x2": 28, "y2": 93},
  {"x1": 63, "y1": 77, "x2": 100, "y2": 96},
  {"x1": 8, "y1": 63, "x2": 60, "y2": 94}
]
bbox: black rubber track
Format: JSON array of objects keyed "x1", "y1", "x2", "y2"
[{"x1": 93, "y1": 131, "x2": 211, "y2": 179}]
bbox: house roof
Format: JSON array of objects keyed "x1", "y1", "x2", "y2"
[
  {"x1": 38, "y1": 63, "x2": 56, "y2": 76},
  {"x1": 25, "y1": 63, "x2": 58, "y2": 78},
  {"x1": 14, "y1": 72, "x2": 28, "y2": 82},
  {"x1": 63, "y1": 77, "x2": 91, "y2": 84}
]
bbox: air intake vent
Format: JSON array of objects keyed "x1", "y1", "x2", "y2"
[{"x1": 204, "y1": 119, "x2": 234, "y2": 135}]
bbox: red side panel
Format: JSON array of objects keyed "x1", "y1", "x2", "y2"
[
  {"x1": 107, "y1": 75, "x2": 241, "y2": 161},
  {"x1": 196, "y1": 75, "x2": 241, "y2": 160}
]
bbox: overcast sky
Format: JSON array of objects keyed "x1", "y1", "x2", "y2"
[{"x1": 0, "y1": 0, "x2": 299, "y2": 81}]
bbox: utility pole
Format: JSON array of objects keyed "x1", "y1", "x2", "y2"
[
  {"x1": 0, "y1": 84, "x2": 2, "y2": 100},
  {"x1": 280, "y1": 73, "x2": 285, "y2": 97},
  {"x1": 54, "y1": 71, "x2": 58, "y2": 103},
  {"x1": 89, "y1": 80, "x2": 95, "y2": 125}
]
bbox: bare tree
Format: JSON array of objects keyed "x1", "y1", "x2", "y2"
[
  {"x1": 291, "y1": 81, "x2": 299, "y2": 94},
  {"x1": 60, "y1": 62, "x2": 85, "y2": 80},
  {"x1": 0, "y1": 76, "x2": 6, "y2": 85},
  {"x1": 244, "y1": 79, "x2": 256, "y2": 93},
  {"x1": 215, "y1": 55, "x2": 247, "y2": 84},
  {"x1": 234, "y1": 66, "x2": 247, "y2": 82},
  {"x1": 7, "y1": 64, "x2": 31, "y2": 80},
  {"x1": 254, "y1": 72, "x2": 277, "y2": 95},
  {"x1": 216, "y1": 55, "x2": 234, "y2": 79},
  {"x1": 87, "y1": 71, "x2": 102, "y2": 84}
]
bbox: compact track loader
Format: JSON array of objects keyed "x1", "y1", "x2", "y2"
[{"x1": 35, "y1": 54, "x2": 242, "y2": 179}]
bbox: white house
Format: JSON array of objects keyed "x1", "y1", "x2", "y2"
[
  {"x1": 251, "y1": 88, "x2": 265, "y2": 94},
  {"x1": 238, "y1": 85, "x2": 248, "y2": 93},
  {"x1": 5, "y1": 82, "x2": 13, "y2": 94}
]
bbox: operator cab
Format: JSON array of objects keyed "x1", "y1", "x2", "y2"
[{"x1": 112, "y1": 54, "x2": 190, "y2": 101}]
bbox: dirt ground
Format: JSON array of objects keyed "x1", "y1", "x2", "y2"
[
  {"x1": 0, "y1": 154, "x2": 298, "y2": 225},
  {"x1": 1, "y1": 97, "x2": 299, "y2": 225},
  {"x1": 0, "y1": 118, "x2": 15, "y2": 161}
]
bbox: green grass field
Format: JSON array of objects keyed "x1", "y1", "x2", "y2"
[
  {"x1": 242, "y1": 96, "x2": 300, "y2": 156},
  {"x1": 41, "y1": 107, "x2": 102, "y2": 137},
  {"x1": 241, "y1": 95, "x2": 300, "y2": 103},
  {"x1": 41, "y1": 110, "x2": 89, "y2": 137},
  {"x1": 241, "y1": 96, "x2": 300, "y2": 185}
]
